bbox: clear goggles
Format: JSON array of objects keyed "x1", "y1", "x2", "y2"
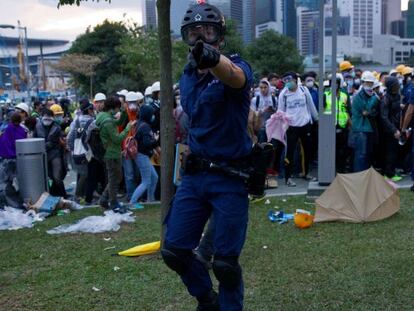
[
  {"x1": 282, "y1": 76, "x2": 294, "y2": 84},
  {"x1": 182, "y1": 24, "x2": 221, "y2": 46}
]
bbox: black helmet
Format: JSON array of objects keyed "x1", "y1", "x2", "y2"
[{"x1": 181, "y1": 2, "x2": 226, "y2": 46}]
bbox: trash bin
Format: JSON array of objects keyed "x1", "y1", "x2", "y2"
[{"x1": 16, "y1": 138, "x2": 48, "y2": 204}]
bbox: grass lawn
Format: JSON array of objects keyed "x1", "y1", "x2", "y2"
[{"x1": 1, "y1": 190, "x2": 413, "y2": 311}]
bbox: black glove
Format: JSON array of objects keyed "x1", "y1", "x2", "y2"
[{"x1": 189, "y1": 40, "x2": 221, "y2": 70}]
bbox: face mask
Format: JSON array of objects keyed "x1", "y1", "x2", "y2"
[
  {"x1": 286, "y1": 81, "x2": 295, "y2": 91},
  {"x1": 354, "y1": 78, "x2": 361, "y2": 85},
  {"x1": 346, "y1": 80, "x2": 354, "y2": 87},
  {"x1": 128, "y1": 104, "x2": 138, "y2": 111},
  {"x1": 305, "y1": 81, "x2": 314, "y2": 88},
  {"x1": 55, "y1": 116, "x2": 63, "y2": 124},
  {"x1": 351, "y1": 71, "x2": 356, "y2": 78},
  {"x1": 175, "y1": 98, "x2": 181, "y2": 106},
  {"x1": 151, "y1": 115, "x2": 156, "y2": 123},
  {"x1": 363, "y1": 86, "x2": 374, "y2": 96},
  {"x1": 42, "y1": 117, "x2": 53, "y2": 126},
  {"x1": 398, "y1": 78, "x2": 404, "y2": 85}
]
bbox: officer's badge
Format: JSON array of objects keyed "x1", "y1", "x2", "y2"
[{"x1": 195, "y1": 14, "x2": 202, "y2": 21}]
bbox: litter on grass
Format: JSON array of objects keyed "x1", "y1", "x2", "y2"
[
  {"x1": 265, "y1": 199, "x2": 271, "y2": 205},
  {"x1": 46, "y1": 211, "x2": 135, "y2": 234},
  {"x1": 104, "y1": 246, "x2": 116, "y2": 251},
  {"x1": 0, "y1": 207, "x2": 48, "y2": 230},
  {"x1": 113, "y1": 266, "x2": 120, "y2": 271},
  {"x1": 92, "y1": 287, "x2": 101, "y2": 292},
  {"x1": 268, "y1": 210, "x2": 294, "y2": 224}
]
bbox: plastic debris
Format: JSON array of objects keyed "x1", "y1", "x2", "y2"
[
  {"x1": 113, "y1": 266, "x2": 120, "y2": 271},
  {"x1": 46, "y1": 211, "x2": 135, "y2": 234},
  {"x1": 268, "y1": 210, "x2": 294, "y2": 224},
  {"x1": 104, "y1": 246, "x2": 116, "y2": 251},
  {"x1": 104, "y1": 237, "x2": 112, "y2": 241},
  {"x1": 265, "y1": 199, "x2": 271, "y2": 205},
  {"x1": 262, "y1": 245, "x2": 268, "y2": 249},
  {"x1": 0, "y1": 207, "x2": 47, "y2": 231},
  {"x1": 92, "y1": 287, "x2": 101, "y2": 292},
  {"x1": 282, "y1": 199, "x2": 287, "y2": 202}
]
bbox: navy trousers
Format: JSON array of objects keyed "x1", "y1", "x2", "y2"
[{"x1": 165, "y1": 171, "x2": 249, "y2": 311}]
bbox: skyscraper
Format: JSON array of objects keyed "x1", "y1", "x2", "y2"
[
  {"x1": 255, "y1": 0, "x2": 283, "y2": 38},
  {"x1": 381, "y1": 0, "x2": 402, "y2": 34},
  {"x1": 144, "y1": 0, "x2": 157, "y2": 30},
  {"x1": 296, "y1": 0, "x2": 318, "y2": 10},
  {"x1": 407, "y1": 0, "x2": 414, "y2": 38},
  {"x1": 283, "y1": 0, "x2": 297, "y2": 40},
  {"x1": 337, "y1": 0, "x2": 382, "y2": 48},
  {"x1": 243, "y1": 0, "x2": 256, "y2": 43}
]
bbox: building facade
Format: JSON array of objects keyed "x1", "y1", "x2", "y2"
[{"x1": 373, "y1": 34, "x2": 414, "y2": 65}]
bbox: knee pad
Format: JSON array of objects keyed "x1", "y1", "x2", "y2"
[
  {"x1": 161, "y1": 246, "x2": 193, "y2": 276},
  {"x1": 212, "y1": 256, "x2": 242, "y2": 290}
]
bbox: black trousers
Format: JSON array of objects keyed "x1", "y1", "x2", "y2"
[
  {"x1": 85, "y1": 158, "x2": 107, "y2": 204},
  {"x1": 285, "y1": 123, "x2": 312, "y2": 181},
  {"x1": 336, "y1": 129, "x2": 350, "y2": 173},
  {"x1": 383, "y1": 132, "x2": 399, "y2": 178}
]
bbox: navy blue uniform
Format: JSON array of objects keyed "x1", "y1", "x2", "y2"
[
  {"x1": 164, "y1": 55, "x2": 252, "y2": 310},
  {"x1": 403, "y1": 83, "x2": 414, "y2": 180}
]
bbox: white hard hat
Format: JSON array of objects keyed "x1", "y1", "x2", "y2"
[
  {"x1": 94, "y1": 92, "x2": 106, "y2": 101},
  {"x1": 0, "y1": 100, "x2": 5, "y2": 104},
  {"x1": 126, "y1": 91, "x2": 139, "y2": 102},
  {"x1": 5, "y1": 98, "x2": 11, "y2": 104},
  {"x1": 361, "y1": 71, "x2": 376, "y2": 83},
  {"x1": 373, "y1": 80, "x2": 381, "y2": 89},
  {"x1": 145, "y1": 86, "x2": 152, "y2": 96},
  {"x1": 117, "y1": 89, "x2": 128, "y2": 97},
  {"x1": 151, "y1": 81, "x2": 160, "y2": 93},
  {"x1": 136, "y1": 92, "x2": 144, "y2": 101},
  {"x1": 15, "y1": 103, "x2": 29, "y2": 115}
]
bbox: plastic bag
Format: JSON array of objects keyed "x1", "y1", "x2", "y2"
[
  {"x1": 0, "y1": 207, "x2": 47, "y2": 230},
  {"x1": 46, "y1": 211, "x2": 135, "y2": 234}
]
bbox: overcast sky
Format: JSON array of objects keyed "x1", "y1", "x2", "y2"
[{"x1": 0, "y1": 0, "x2": 410, "y2": 42}]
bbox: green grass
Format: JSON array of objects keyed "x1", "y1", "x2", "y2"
[{"x1": 1, "y1": 191, "x2": 413, "y2": 311}]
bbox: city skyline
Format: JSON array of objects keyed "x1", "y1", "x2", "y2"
[{"x1": 0, "y1": 0, "x2": 410, "y2": 41}]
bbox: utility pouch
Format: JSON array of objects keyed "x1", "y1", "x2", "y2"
[{"x1": 247, "y1": 143, "x2": 274, "y2": 196}]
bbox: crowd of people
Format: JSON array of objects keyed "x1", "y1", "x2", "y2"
[
  {"x1": 248, "y1": 61, "x2": 414, "y2": 189},
  {"x1": 0, "y1": 62, "x2": 414, "y2": 209}
]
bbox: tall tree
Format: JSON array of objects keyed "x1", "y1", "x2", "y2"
[
  {"x1": 221, "y1": 19, "x2": 245, "y2": 57},
  {"x1": 156, "y1": 0, "x2": 175, "y2": 242},
  {"x1": 246, "y1": 30, "x2": 304, "y2": 76}
]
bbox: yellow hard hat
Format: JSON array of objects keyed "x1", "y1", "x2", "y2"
[
  {"x1": 339, "y1": 61, "x2": 353, "y2": 72},
  {"x1": 395, "y1": 64, "x2": 406, "y2": 74},
  {"x1": 50, "y1": 104, "x2": 64, "y2": 116},
  {"x1": 402, "y1": 66, "x2": 413, "y2": 76}
]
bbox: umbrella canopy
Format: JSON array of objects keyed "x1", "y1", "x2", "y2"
[{"x1": 315, "y1": 168, "x2": 400, "y2": 223}]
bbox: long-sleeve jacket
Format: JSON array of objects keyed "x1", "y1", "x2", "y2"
[
  {"x1": 380, "y1": 94, "x2": 402, "y2": 134},
  {"x1": 351, "y1": 90, "x2": 379, "y2": 133},
  {"x1": 95, "y1": 111, "x2": 131, "y2": 160},
  {"x1": 33, "y1": 121, "x2": 64, "y2": 161}
]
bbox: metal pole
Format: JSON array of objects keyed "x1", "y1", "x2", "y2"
[
  {"x1": 331, "y1": 0, "x2": 337, "y2": 128},
  {"x1": 24, "y1": 26, "x2": 30, "y2": 100},
  {"x1": 318, "y1": 0, "x2": 324, "y2": 113}
]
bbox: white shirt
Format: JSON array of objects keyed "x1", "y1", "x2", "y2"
[{"x1": 278, "y1": 86, "x2": 318, "y2": 127}]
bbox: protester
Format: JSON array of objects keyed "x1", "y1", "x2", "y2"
[
  {"x1": 96, "y1": 96, "x2": 135, "y2": 213},
  {"x1": 351, "y1": 71, "x2": 380, "y2": 172},
  {"x1": 130, "y1": 104, "x2": 159, "y2": 204},
  {"x1": 34, "y1": 108, "x2": 67, "y2": 198},
  {"x1": 250, "y1": 79, "x2": 277, "y2": 143},
  {"x1": 31, "y1": 101, "x2": 43, "y2": 118},
  {"x1": 173, "y1": 88, "x2": 189, "y2": 144},
  {"x1": 380, "y1": 76, "x2": 403, "y2": 181},
  {"x1": 67, "y1": 99, "x2": 95, "y2": 202},
  {"x1": 121, "y1": 91, "x2": 143, "y2": 200},
  {"x1": 93, "y1": 92, "x2": 107, "y2": 113},
  {"x1": 150, "y1": 81, "x2": 161, "y2": 133},
  {"x1": 278, "y1": 71, "x2": 318, "y2": 186},
  {"x1": 15, "y1": 103, "x2": 29, "y2": 122}
]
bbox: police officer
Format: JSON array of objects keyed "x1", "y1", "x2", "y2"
[{"x1": 161, "y1": 2, "x2": 253, "y2": 311}]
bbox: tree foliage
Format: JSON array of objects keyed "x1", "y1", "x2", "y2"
[
  {"x1": 68, "y1": 20, "x2": 128, "y2": 94},
  {"x1": 57, "y1": 0, "x2": 109, "y2": 7},
  {"x1": 117, "y1": 27, "x2": 188, "y2": 86},
  {"x1": 51, "y1": 53, "x2": 101, "y2": 77},
  {"x1": 246, "y1": 30, "x2": 304, "y2": 77},
  {"x1": 221, "y1": 19, "x2": 245, "y2": 57}
]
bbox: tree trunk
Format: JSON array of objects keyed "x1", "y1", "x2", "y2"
[{"x1": 156, "y1": 0, "x2": 175, "y2": 243}]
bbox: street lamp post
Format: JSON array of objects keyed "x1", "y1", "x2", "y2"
[{"x1": 0, "y1": 22, "x2": 30, "y2": 100}]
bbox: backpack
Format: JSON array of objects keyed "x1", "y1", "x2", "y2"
[
  {"x1": 88, "y1": 119, "x2": 110, "y2": 162},
  {"x1": 255, "y1": 95, "x2": 277, "y2": 111},
  {"x1": 122, "y1": 123, "x2": 145, "y2": 160},
  {"x1": 72, "y1": 118, "x2": 93, "y2": 165}
]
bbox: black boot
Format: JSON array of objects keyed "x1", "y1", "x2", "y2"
[{"x1": 196, "y1": 290, "x2": 220, "y2": 311}]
